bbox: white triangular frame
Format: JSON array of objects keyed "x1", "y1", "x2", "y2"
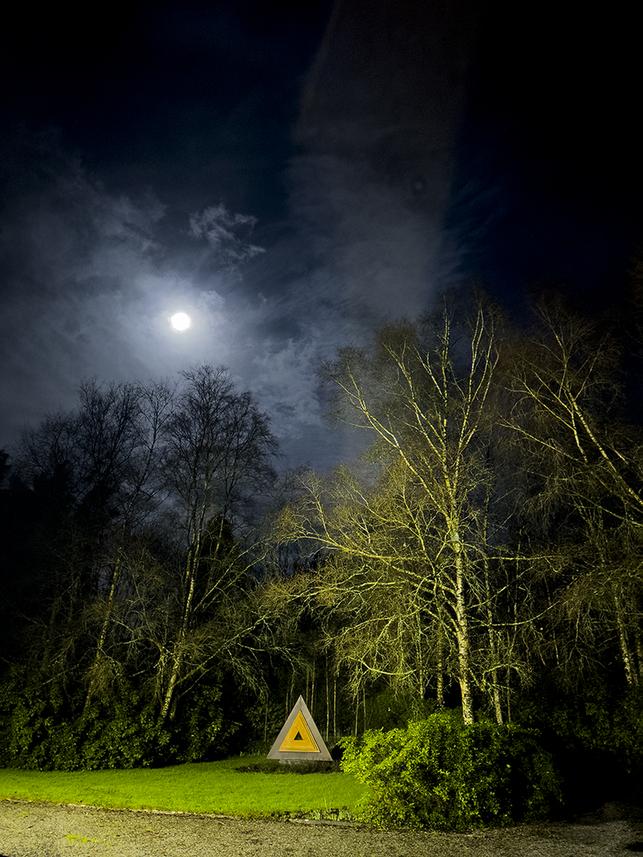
[{"x1": 267, "y1": 695, "x2": 332, "y2": 762}]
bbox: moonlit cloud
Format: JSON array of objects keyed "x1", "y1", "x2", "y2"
[
  {"x1": 0, "y1": 139, "x2": 248, "y2": 440},
  {"x1": 0, "y1": 4, "x2": 478, "y2": 472},
  {"x1": 189, "y1": 204, "x2": 265, "y2": 265},
  {"x1": 0, "y1": 133, "x2": 350, "y2": 469}
]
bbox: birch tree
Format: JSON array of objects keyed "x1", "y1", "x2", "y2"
[{"x1": 279, "y1": 304, "x2": 502, "y2": 724}]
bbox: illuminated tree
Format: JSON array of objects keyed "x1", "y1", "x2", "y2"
[{"x1": 279, "y1": 304, "x2": 502, "y2": 724}]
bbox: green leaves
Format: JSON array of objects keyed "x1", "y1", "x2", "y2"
[{"x1": 340, "y1": 710, "x2": 562, "y2": 830}]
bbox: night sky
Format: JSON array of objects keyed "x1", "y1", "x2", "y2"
[{"x1": 1, "y1": 1, "x2": 641, "y2": 470}]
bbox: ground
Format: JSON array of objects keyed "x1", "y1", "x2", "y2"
[{"x1": 0, "y1": 801, "x2": 641, "y2": 857}]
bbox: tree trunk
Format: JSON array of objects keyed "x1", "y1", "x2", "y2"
[
  {"x1": 333, "y1": 673, "x2": 337, "y2": 741},
  {"x1": 483, "y1": 558, "x2": 503, "y2": 724},
  {"x1": 353, "y1": 684, "x2": 359, "y2": 737},
  {"x1": 614, "y1": 592, "x2": 638, "y2": 687},
  {"x1": 160, "y1": 545, "x2": 198, "y2": 722},
  {"x1": 454, "y1": 541, "x2": 474, "y2": 725},
  {"x1": 325, "y1": 655, "x2": 330, "y2": 741},
  {"x1": 287, "y1": 667, "x2": 295, "y2": 716},
  {"x1": 263, "y1": 698, "x2": 268, "y2": 744},
  {"x1": 490, "y1": 666, "x2": 503, "y2": 724},
  {"x1": 436, "y1": 621, "x2": 445, "y2": 707},
  {"x1": 84, "y1": 554, "x2": 122, "y2": 714}
]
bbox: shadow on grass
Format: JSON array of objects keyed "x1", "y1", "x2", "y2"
[{"x1": 235, "y1": 760, "x2": 340, "y2": 774}]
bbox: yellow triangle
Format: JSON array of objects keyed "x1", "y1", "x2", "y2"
[{"x1": 278, "y1": 710, "x2": 320, "y2": 753}]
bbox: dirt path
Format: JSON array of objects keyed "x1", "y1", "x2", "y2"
[{"x1": 0, "y1": 800, "x2": 640, "y2": 857}]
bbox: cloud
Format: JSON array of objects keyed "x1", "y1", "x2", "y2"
[
  {"x1": 189, "y1": 204, "x2": 264, "y2": 265},
  {"x1": 0, "y1": 3, "x2": 478, "y2": 472},
  {"x1": 0, "y1": 137, "x2": 253, "y2": 444},
  {"x1": 288, "y1": 0, "x2": 478, "y2": 324},
  {"x1": 0, "y1": 131, "x2": 360, "y2": 470},
  {"x1": 226, "y1": 0, "x2": 480, "y2": 467}
]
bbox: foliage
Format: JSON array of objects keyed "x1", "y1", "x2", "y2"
[
  {"x1": 0, "y1": 672, "x2": 173, "y2": 770},
  {"x1": 78, "y1": 701, "x2": 173, "y2": 770},
  {"x1": 172, "y1": 682, "x2": 228, "y2": 763},
  {"x1": 550, "y1": 687, "x2": 642, "y2": 766},
  {"x1": 340, "y1": 710, "x2": 562, "y2": 830}
]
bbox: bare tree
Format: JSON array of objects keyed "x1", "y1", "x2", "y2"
[
  {"x1": 19, "y1": 382, "x2": 159, "y2": 702},
  {"x1": 156, "y1": 366, "x2": 277, "y2": 721},
  {"x1": 506, "y1": 302, "x2": 642, "y2": 686},
  {"x1": 279, "y1": 304, "x2": 504, "y2": 724},
  {"x1": 82, "y1": 382, "x2": 174, "y2": 711}
]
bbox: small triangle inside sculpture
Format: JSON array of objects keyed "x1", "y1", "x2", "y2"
[{"x1": 267, "y1": 695, "x2": 332, "y2": 761}]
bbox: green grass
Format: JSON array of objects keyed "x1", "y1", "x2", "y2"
[{"x1": 0, "y1": 756, "x2": 365, "y2": 818}]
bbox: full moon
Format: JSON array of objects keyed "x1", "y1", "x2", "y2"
[{"x1": 170, "y1": 311, "x2": 191, "y2": 332}]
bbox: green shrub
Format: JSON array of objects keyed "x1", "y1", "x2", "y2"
[
  {"x1": 78, "y1": 700, "x2": 172, "y2": 770},
  {"x1": 0, "y1": 672, "x2": 174, "y2": 771},
  {"x1": 340, "y1": 710, "x2": 562, "y2": 830},
  {"x1": 0, "y1": 669, "x2": 74, "y2": 770},
  {"x1": 548, "y1": 686, "x2": 642, "y2": 770},
  {"x1": 172, "y1": 684, "x2": 225, "y2": 762},
  {"x1": 0, "y1": 663, "x2": 239, "y2": 770}
]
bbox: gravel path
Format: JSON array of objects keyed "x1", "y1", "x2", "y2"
[{"x1": 0, "y1": 800, "x2": 640, "y2": 857}]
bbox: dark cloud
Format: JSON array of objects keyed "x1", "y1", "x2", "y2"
[{"x1": 445, "y1": 2, "x2": 643, "y2": 305}]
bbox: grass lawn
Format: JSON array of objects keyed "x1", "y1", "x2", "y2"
[{"x1": 0, "y1": 757, "x2": 365, "y2": 818}]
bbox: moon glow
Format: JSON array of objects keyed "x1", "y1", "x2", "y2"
[{"x1": 170, "y1": 311, "x2": 191, "y2": 332}]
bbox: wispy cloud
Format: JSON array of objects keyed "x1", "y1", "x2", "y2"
[{"x1": 189, "y1": 203, "x2": 264, "y2": 265}]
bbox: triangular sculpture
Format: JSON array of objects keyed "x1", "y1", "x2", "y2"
[{"x1": 267, "y1": 695, "x2": 332, "y2": 762}]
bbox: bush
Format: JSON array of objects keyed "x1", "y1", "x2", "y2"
[
  {"x1": 340, "y1": 710, "x2": 562, "y2": 830},
  {"x1": 78, "y1": 700, "x2": 173, "y2": 770},
  {"x1": 172, "y1": 683, "x2": 225, "y2": 763},
  {"x1": 0, "y1": 669, "x2": 74, "y2": 770},
  {"x1": 0, "y1": 667, "x2": 236, "y2": 770},
  {"x1": 0, "y1": 672, "x2": 174, "y2": 771}
]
